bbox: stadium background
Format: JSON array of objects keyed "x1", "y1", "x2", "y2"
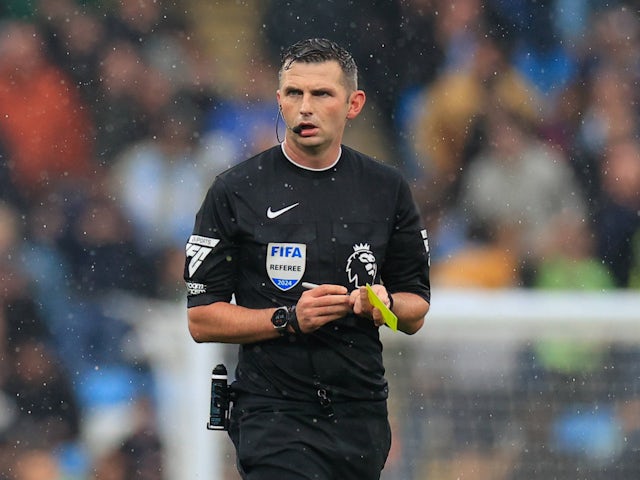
[{"x1": 0, "y1": 0, "x2": 639, "y2": 478}]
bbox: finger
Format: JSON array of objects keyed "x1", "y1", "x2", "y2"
[
  {"x1": 359, "y1": 286, "x2": 373, "y2": 310},
  {"x1": 370, "y1": 284, "x2": 389, "y2": 307},
  {"x1": 302, "y1": 305, "x2": 353, "y2": 331},
  {"x1": 301, "y1": 293, "x2": 351, "y2": 309},
  {"x1": 306, "y1": 302, "x2": 352, "y2": 318},
  {"x1": 297, "y1": 297, "x2": 351, "y2": 322},
  {"x1": 371, "y1": 307, "x2": 384, "y2": 327},
  {"x1": 304, "y1": 284, "x2": 348, "y2": 297}
]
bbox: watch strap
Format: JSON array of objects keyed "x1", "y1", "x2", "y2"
[{"x1": 288, "y1": 305, "x2": 302, "y2": 335}]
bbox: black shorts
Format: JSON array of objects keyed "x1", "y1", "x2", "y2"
[{"x1": 228, "y1": 394, "x2": 391, "y2": 480}]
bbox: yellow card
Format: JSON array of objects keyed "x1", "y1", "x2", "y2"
[{"x1": 366, "y1": 284, "x2": 398, "y2": 331}]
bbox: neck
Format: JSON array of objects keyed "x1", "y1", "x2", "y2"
[{"x1": 281, "y1": 141, "x2": 342, "y2": 171}]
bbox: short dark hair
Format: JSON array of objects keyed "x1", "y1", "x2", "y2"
[{"x1": 279, "y1": 38, "x2": 359, "y2": 91}]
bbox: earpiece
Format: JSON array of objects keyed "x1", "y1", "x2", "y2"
[{"x1": 278, "y1": 105, "x2": 302, "y2": 135}]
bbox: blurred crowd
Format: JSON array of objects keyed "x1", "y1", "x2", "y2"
[{"x1": 0, "y1": 0, "x2": 638, "y2": 479}]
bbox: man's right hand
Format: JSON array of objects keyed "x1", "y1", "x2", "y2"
[{"x1": 295, "y1": 284, "x2": 351, "y2": 333}]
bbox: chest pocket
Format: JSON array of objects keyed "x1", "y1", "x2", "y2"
[
  {"x1": 254, "y1": 223, "x2": 317, "y2": 244},
  {"x1": 332, "y1": 221, "x2": 390, "y2": 288}
]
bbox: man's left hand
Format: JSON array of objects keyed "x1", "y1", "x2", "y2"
[{"x1": 350, "y1": 284, "x2": 390, "y2": 327}]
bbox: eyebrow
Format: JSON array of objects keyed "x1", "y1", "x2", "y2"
[{"x1": 283, "y1": 86, "x2": 335, "y2": 95}]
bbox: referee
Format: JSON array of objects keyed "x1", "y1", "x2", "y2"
[{"x1": 184, "y1": 38, "x2": 431, "y2": 480}]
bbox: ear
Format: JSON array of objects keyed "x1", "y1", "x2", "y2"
[{"x1": 346, "y1": 90, "x2": 366, "y2": 120}]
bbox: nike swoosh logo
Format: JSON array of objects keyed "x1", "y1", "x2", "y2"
[{"x1": 267, "y1": 203, "x2": 300, "y2": 219}]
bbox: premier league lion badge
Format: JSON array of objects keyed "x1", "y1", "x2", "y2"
[{"x1": 346, "y1": 243, "x2": 377, "y2": 288}]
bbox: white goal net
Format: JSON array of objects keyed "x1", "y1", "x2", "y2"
[
  {"x1": 380, "y1": 289, "x2": 640, "y2": 480},
  {"x1": 174, "y1": 289, "x2": 640, "y2": 480}
]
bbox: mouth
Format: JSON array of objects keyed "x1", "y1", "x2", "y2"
[{"x1": 297, "y1": 123, "x2": 318, "y2": 137}]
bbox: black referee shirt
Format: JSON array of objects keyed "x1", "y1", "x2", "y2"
[{"x1": 185, "y1": 144, "x2": 430, "y2": 402}]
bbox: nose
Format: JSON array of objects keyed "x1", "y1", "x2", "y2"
[{"x1": 299, "y1": 93, "x2": 312, "y2": 115}]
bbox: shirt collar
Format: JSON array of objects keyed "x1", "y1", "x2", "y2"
[{"x1": 280, "y1": 142, "x2": 341, "y2": 171}]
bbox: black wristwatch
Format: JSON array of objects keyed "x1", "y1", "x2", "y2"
[
  {"x1": 271, "y1": 307, "x2": 289, "y2": 335},
  {"x1": 271, "y1": 306, "x2": 301, "y2": 336}
]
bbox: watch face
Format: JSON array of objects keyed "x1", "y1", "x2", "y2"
[{"x1": 271, "y1": 308, "x2": 288, "y2": 329}]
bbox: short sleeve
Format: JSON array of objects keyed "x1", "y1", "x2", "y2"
[{"x1": 184, "y1": 177, "x2": 239, "y2": 307}]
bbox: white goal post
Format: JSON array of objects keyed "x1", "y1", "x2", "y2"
[{"x1": 402, "y1": 288, "x2": 640, "y2": 341}]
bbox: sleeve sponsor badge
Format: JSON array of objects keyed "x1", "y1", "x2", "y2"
[{"x1": 186, "y1": 235, "x2": 220, "y2": 278}]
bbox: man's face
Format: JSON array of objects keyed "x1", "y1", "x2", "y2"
[{"x1": 277, "y1": 60, "x2": 355, "y2": 152}]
